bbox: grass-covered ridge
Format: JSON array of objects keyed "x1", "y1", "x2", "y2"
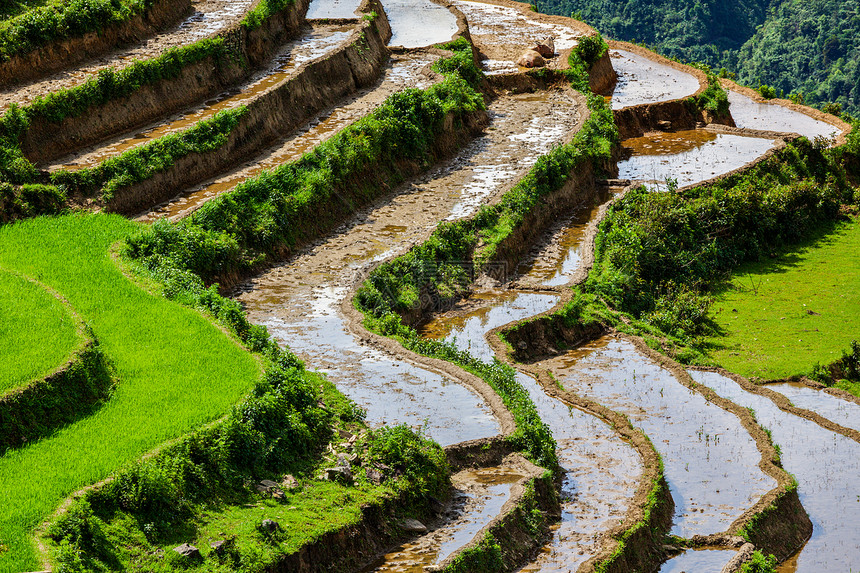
[
  {"x1": 123, "y1": 40, "x2": 487, "y2": 285},
  {"x1": 0, "y1": 214, "x2": 262, "y2": 572},
  {"x1": 0, "y1": 268, "x2": 80, "y2": 394},
  {"x1": 575, "y1": 135, "x2": 857, "y2": 361},
  {"x1": 705, "y1": 218, "x2": 860, "y2": 380},
  {"x1": 0, "y1": 0, "x2": 165, "y2": 61}
]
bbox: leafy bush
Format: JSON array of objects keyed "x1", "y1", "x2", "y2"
[
  {"x1": 741, "y1": 551, "x2": 778, "y2": 573},
  {"x1": 360, "y1": 425, "x2": 449, "y2": 498},
  {"x1": 758, "y1": 84, "x2": 778, "y2": 99},
  {"x1": 811, "y1": 340, "x2": 860, "y2": 386},
  {"x1": 584, "y1": 138, "x2": 847, "y2": 346},
  {"x1": 0, "y1": 0, "x2": 154, "y2": 61}
]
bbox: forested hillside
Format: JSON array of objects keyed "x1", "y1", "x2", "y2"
[{"x1": 542, "y1": 0, "x2": 860, "y2": 115}]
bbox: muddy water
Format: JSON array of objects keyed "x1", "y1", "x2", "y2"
[
  {"x1": 0, "y1": 0, "x2": 257, "y2": 110},
  {"x1": 421, "y1": 292, "x2": 643, "y2": 572},
  {"x1": 609, "y1": 50, "x2": 700, "y2": 110},
  {"x1": 138, "y1": 52, "x2": 439, "y2": 222},
  {"x1": 728, "y1": 90, "x2": 840, "y2": 142},
  {"x1": 365, "y1": 467, "x2": 525, "y2": 572},
  {"x1": 618, "y1": 129, "x2": 777, "y2": 189},
  {"x1": 384, "y1": 0, "x2": 458, "y2": 48},
  {"x1": 768, "y1": 382, "x2": 860, "y2": 435},
  {"x1": 235, "y1": 90, "x2": 581, "y2": 445},
  {"x1": 658, "y1": 548, "x2": 736, "y2": 573},
  {"x1": 53, "y1": 24, "x2": 354, "y2": 171},
  {"x1": 547, "y1": 337, "x2": 775, "y2": 538},
  {"x1": 690, "y1": 371, "x2": 860, "y2": 572},
  {"x1": 450, "y1": 0, "x2": 583, "y2": 75}
]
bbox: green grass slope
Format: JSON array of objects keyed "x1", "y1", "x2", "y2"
[
  {"x1": 705, "y1": 218, "x2": 860, "y2": 380},
  {"x1": 0, "y1": 213, "x2": 262, "y2": 572},
  {"x1": 0, "y1": 268, "x2": 80, "y2": 394}
]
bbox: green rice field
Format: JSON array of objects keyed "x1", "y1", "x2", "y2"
[
  {"x1": 0, "y1": 269, "x2": 80, "y2": 395},
  {"x1": 0, "y1": 213, "x2": 262, "y2": 572}
]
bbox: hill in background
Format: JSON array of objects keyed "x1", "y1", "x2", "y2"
[{"x1": 541, "y1": 0, "x2": 860, "y2": 116}]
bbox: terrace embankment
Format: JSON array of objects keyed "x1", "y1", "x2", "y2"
[
  {"x1": 76, "y1": 4, "x2": 392, "y2": 216},
  {"x1": 19, "y1": 0, "x2": 315, "y2": 165},
  {"x1": 0, "y1": 0, "x2": 260, "y2": 110},
  {"x1": 608, "y1": 41, "x2": 733, "y2": 139},
  {"x1": 0, "y1": 272, "x2": 112, "y2": 453},
  {"x1": 0, "y1": 0, "x2": 192, "y2": 87},
  {"x1": 138, "y1": 50, "x2": 441, "y2": 222}
]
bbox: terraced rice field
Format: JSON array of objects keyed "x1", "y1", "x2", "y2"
[{"x1": 0, "y1": 0, "x2": 857, "y2": 571}]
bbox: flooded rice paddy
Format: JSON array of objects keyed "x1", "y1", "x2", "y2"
[
  {"x1": 690, "y1": 371, "x2": 860, "y2": 572},
  {"x1": 658, "y1": 548, "x2": 737, "y2": 573},
  {"x1": 365, "y1": 467, "x2": 525, "y2": 572},
  {"x1": 237, "y1": 90, "x2": 581, "y2": 445},
  {"x1": 768, "y1": 383, "x2": 860, "y2": 434},
  {"x1": 307, "y1": 0, "x2": 363, "y2": 18},
  {"x1": 548, "y1": 338, "x2": 775, "y2": 537},
  {"x1": 618, "y1": 129, "x2": 778, "y2": 188},
  {"x1": 609, "y1": 49, "x2": 700, "y2": 110},
  {"x1": 384, "y1": 0, "x2": 459, "y2": 48},
  {"x1": 728, "y1": 90, "x2": 840, "y2": 142}
]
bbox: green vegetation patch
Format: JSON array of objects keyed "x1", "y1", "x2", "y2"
[
  {"x1": 0, "y1": 268, "x2": 80, "y2": 394},
  {"x1": 124, "y1": 43, "x2": 487, "y2": 285},
  {"x1": 705, "y1": 218, "x2": 860, "y2": 380},
  {"x1": 0, "y1": 0, "x2": 159, "y2": 61},
  {"x1": 0, "y1": 213, "x2": 262, "y2": 572}
]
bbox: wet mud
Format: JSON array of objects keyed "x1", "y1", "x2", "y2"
[
  {"x1": 546, "y1": 337, "x2": 775, "y2": 538},
  {"x1": 235, "y1": 89, "x2": 582, "y2": 445},
  {"x1": 618, "y1": 129, "x2": 778, "y2": 189},
  {"x1": 384, "y1": 0, "x2": 459, "y2": 48},
  {"x1": 0, "y1": 0, "x2": 258, "y2": 110},
  {"x1": 609, "y1": 49, "x2": 700, "y2": 110},
  {"x1": 138, "y1": 51, "x2": 439, "y2": 222},
  {"x1": 51, "y1": 23, "x2": 356, "y2": 171},
  {"x1": 365, "y1": 467, "x2": 525, "y2": 572},
  {"x1": 690, "y1": 370, "x2": 860, "y2": 572},
  {"x1": 450, "y1": 0, "x2": 585, "y2": 75}
]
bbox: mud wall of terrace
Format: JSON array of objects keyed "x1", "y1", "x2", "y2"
[
  {"x1": 0, "y1": 0, "x2": 193, "y2": 88},
  {"x1": 106, "y1": 2, "x2": 393, "y2": 215},
  {"x1": 20, "y1": 0, "x2": 314, "y2": 164},
  {"x1": 607, "y1": 40, "x2": 733, "y2": 140}
]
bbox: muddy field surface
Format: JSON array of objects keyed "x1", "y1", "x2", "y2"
[
  {"x1": 365, "y1": 466, "x2": 526, "y2": 572},
  {"x1": 0, "y1": 0, "x2": 256, "y2": 110},
  {"x1": 235, "y1": 89, "x2": 582, "y2": 444},
  {"x1": 450, "y1": 0, "x2": 584, "y2": 75}
]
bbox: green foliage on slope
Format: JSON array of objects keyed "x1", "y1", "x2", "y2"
[{"x1": 541, "y1": 0, "x2": 860, "y2": 115}]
